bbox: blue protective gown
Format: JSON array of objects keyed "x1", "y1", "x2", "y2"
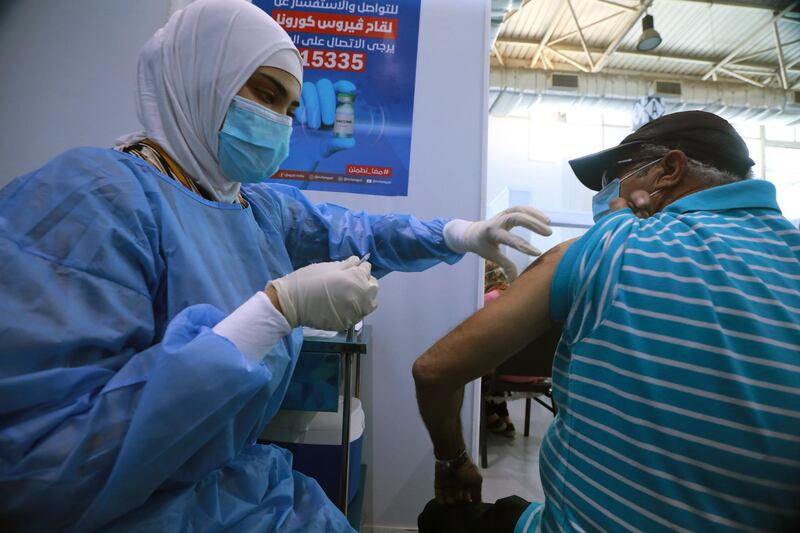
[{"x1": 0, "y1": 147, "x2": 462, "y2": 532}]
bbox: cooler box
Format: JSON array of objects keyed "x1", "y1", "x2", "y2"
[
  {"x1": 280, "y1": 351, "x2": 340, "y2": 412},
  {"x1": 260, "y1": 396, "x2": 364, "y2": 504}
]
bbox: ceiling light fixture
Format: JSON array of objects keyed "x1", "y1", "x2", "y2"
[{"x1": 637, "y1": 14, "x2": 662, "y2": 52}]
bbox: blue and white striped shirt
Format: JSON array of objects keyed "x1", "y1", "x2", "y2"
[{"x1": 518, "y1": 180, "x2": 800, "y2": 532}]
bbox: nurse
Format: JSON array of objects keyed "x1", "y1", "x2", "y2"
[{"x1": 0, "y1": 1, "x2": 550, "y2": 531}]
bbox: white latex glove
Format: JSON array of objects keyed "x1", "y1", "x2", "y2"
[
  {"x1": 443, "y1": 206, "x2": 552, "y2": 281},
  {"x1": 213, "y1": 291, "x2": 292, "y2": 363},
  {"x1": 267, "y1": 256, "x2": 379, "y2": 331}
]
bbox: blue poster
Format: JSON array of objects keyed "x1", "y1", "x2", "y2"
[{"x1": 254, "y1": 0, "x2": 420, "y2": 196}]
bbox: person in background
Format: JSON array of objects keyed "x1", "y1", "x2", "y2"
[
  {"x1": 0, "y1": 1, "x2": 552, "y2": 531},
  {"x1": 413, "y1": 111, "x2": 800, "y2": 532},
  {"x1": 484, "y1": 261, "x2": 517, "y2": 437},
  {"x1": 484, "y1": 259, "x2": 553, "y2": 439}
]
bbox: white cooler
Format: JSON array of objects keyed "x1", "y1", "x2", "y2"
[{"x1": 260, "y1": 396, "x2": 364, "y2": 504}]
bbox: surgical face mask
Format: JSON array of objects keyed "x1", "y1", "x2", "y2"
[
  {"x1": 218, "y1": 96, "x2": 292, "y2": 183},
  {"x1": 592, "y1": 158, "x2": 662, "y2": 222},
  {"x1": 591, "y1": 178, "x2": 621, "y2": 222}
]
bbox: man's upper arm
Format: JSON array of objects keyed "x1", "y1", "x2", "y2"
[
  {"x1": 414, "y1": 240, "x2": 574, "y2": 390},
  {"x1": 415, "y1": 209, "x2": 637, "y2": 390}
]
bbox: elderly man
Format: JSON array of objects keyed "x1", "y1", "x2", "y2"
[{"x1": 413, "y1": 111, "x2": 800, "y2": 532}]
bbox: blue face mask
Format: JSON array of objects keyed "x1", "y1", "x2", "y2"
[
  {"x1": 591, "y1": 157, "x2": 663, "y2": 223},
  {"x1": 218, "y1": 96, "x2": 292, "y2": 183},
  {"x1": 591, "y1": 178, "x2": 620, "y2": 223}
]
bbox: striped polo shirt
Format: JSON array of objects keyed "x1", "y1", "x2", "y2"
[{"x1": 516, "y1": 179, "x2": 800, "y2": 532}]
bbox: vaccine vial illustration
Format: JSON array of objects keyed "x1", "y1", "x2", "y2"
[{"x1": 333, "y1": 90, "x2": 355, "y2": 139}]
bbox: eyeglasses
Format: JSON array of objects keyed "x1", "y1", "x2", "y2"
[{"x1": 600, "y1": 157, "x2": 663, "y2": 188}]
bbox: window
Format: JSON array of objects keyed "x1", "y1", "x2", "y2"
[
  {"x1": 765, "y1": 146, "x2": 800, "y2": 220},
  {"x1": 743, "y1": 137, "x2": 764, "y2": 179},
  {"x1": 765, "y1": 125, "x2": 798, "y2": 143},
  {"x1": 733, "y1": 122, "x2": 763, "y2": 179},
  {"x1": 734, "y1": 123, "x2": 800, "y2": 221}
]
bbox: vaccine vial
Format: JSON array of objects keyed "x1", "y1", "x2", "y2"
[{"x1": 333, "y1": 92, "x2": 355, "y2": 138}]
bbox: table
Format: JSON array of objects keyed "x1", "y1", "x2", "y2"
[{"x1": 300, "y1": 326, "x2": 370, "y2": 515}]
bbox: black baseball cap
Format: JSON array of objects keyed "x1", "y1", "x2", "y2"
[{"x1": 568, "y1": 111, "x2": 756, "y2": 191}]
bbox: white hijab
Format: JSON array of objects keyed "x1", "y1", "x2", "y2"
[{"x1": 118, "y1": 0, "x2": 303, "y2": 203}]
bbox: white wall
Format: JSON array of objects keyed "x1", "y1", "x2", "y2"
[
  {"x1": 487, "y1": 114, "x2": 597, "y2": 216},
  {"x1": 487, "y1": 114, "x2": 594, "y2": 272},
  {"x1": 303, "y1": 1, "x2": 489, "y2": 528},
  {"x1": 0, "y1": 0, "x2": 169, "y2": 184}
]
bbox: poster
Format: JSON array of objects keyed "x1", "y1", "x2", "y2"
[{"x1": 255, "y1": 0, "x2": 421, "y2": 196}]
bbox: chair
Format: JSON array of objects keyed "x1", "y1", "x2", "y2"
[{"x1": 479, "y1": 325, "x2": 561, "y2": 469}]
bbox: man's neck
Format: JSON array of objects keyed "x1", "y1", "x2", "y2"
[{"x1": 657, "y1": 180, "x2": 715, "y2": 212}]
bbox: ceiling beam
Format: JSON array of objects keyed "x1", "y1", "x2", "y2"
[
  {"x1": 492, "y1": 43, "x2": 505, "y2": 67},
  {"x1": 548, "y1": 11, "x2": 626, "y2": 47},
  {"x1": 718, "y1": 67, "x2": 766, "y2": 87},
  {"x1": 702, "y1": 3, "x2": 798, "y2": 81},
  {"x1": 496, "y1": 38, "x2": 800, "y2": 75},
  {"x1": 593, "y1": 0, "x2": 637, "y2": 11},
  {"x1": 731, "y1": 38, "x2": 800, "y2": 64},
  {"x1": 490, "y1": 57, "x2": 789, "y2": 87},
  {"x1": 545, "y1": 46, "x2": 591, "y2": 72},
  {"x1": 565, "y1": 0, "x2": 595, "y2": 70},
  {"x1": 669, "y1": 0, "x2": 797, "y2": 10},
  {"x1": 593, "y1": 0, "x2": 653, "y2": 73},
  {"x1": 530, "y1": 2, "x2": 569, "y2": 69},
  {"x1": 786, "y1": 55, "x2": 800, "y2": 71},
  {"x1": 774, "y1": 21, "x2": 789, "y2": 89}
]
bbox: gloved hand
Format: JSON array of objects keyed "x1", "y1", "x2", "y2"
[
  {"x1": 443, "y1": 206, "x2": 552, "y2": 281},
  {"x1": 293, "y1": 79, "x2": 357, "y2": 171},
  {"x1": 267, "y1": 256, "x2": 378, "y2": 331}
]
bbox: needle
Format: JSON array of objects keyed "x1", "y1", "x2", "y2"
[{"x1": 346, "y1": 253, "x2": 370, "y2": 341}]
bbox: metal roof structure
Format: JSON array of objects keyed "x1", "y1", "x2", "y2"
[{"x1": 492, "y1": 0, "x2": 800, "y2": 89}]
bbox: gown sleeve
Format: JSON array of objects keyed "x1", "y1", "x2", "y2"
[
  {"x1": 256, "y1": 183, "x2": 464, "y2": 278},
  {"x1": 0, "y1": 149, "x2": 292, "y2": 531}
]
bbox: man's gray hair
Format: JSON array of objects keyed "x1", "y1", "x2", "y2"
[{"x1": 637, "y1": 144, "x2": 753, "y2": 185}]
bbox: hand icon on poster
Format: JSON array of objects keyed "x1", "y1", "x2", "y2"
[{"x1": 293, "y1": 79, "x2": 357, "y2": 171}]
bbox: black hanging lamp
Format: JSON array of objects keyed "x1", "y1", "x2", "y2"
[{"x1": 637, "y1": 14, "x2": 662, "y2": 52}]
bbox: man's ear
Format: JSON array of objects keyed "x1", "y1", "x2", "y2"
[{"x1": 656, "y1": 150, "x2": 689, "y2": 189}]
